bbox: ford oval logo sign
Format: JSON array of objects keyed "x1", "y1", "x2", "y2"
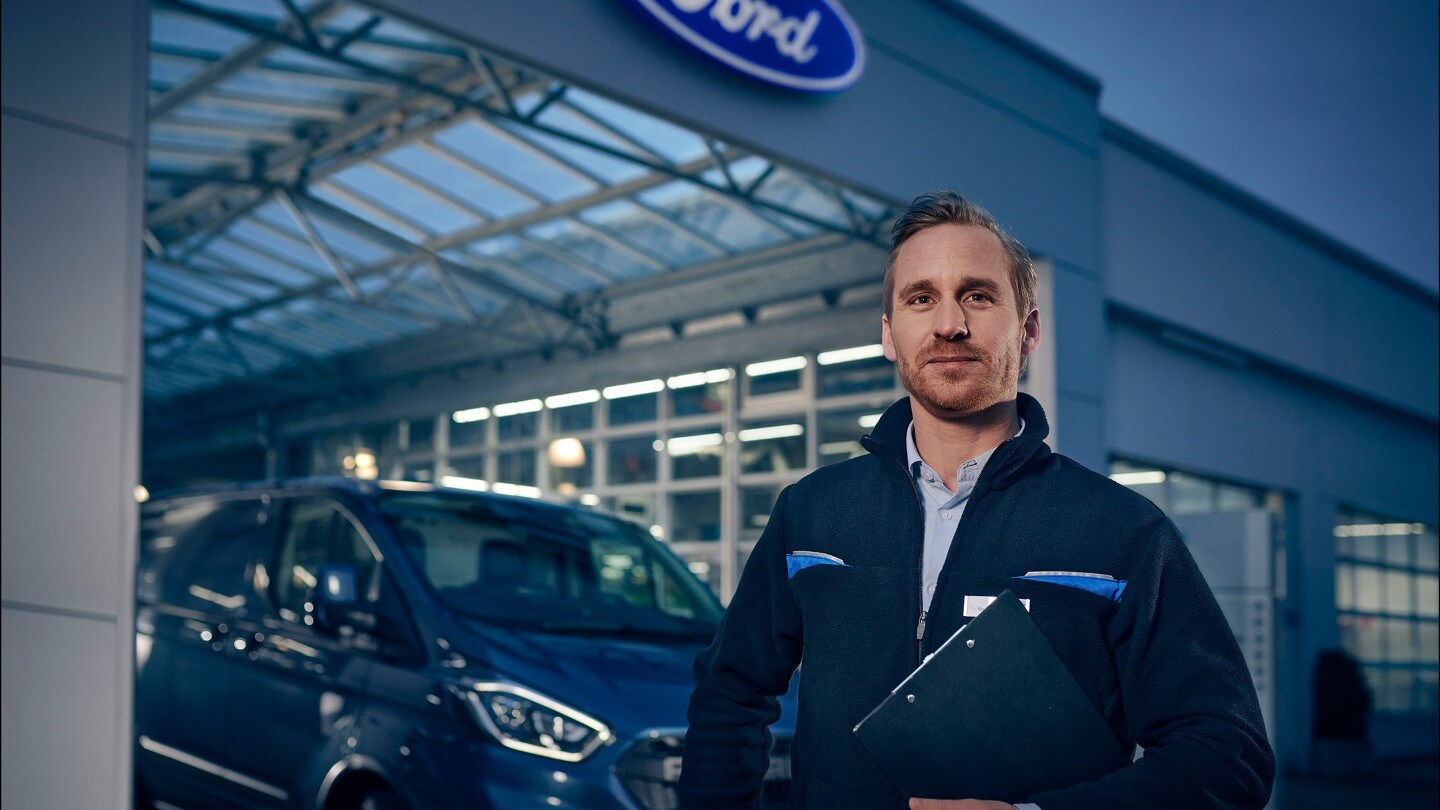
[{"x1": 625, "y1": 0, "x2": 866, "y2": 93}]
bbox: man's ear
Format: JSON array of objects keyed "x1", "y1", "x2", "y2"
[
  {"x1": 881, "y1": 314, "x2": 897, "y2": 362},
  {"x1": 1020, "y1": 308, "x2": 1041, "y2": 357}
]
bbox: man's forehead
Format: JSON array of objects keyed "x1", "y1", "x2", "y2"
[{"x1": 892, "y1": 224, "x2": 1008, "y2": 278}]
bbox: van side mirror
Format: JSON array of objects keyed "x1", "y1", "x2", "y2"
[{"x1": 313, "y1": 563, "x2": 377, "y2": 634}]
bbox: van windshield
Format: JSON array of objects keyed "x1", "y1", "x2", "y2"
[{"x1": 378, "y1": 492, "x2": 722, "y2": 639}]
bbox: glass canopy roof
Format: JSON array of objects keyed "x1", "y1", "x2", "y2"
[{"x1": 144, "y1": 0, "x2": 896, "y2": 401}]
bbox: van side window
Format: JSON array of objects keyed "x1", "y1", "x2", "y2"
[
  {"x1": 272, "y1": 499, "x2": 381, "y2": 625},
  {"x1": 150, "y1": 499, "x2": 270, "y2": 616}
]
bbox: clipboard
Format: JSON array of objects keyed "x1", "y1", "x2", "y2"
[{"x1": 852, "y1": 590, "x2": 1129, "y2": 800}]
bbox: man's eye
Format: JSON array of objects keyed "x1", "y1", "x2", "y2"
[
  {"x1": 911, "y1": 294, "x2": 934, "y2": 305},
  {"x1": 966, "y1": 293, "x2": 992, "y2": 303}
]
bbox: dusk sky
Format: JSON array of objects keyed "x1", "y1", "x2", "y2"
[{"x1": 963, "y1": 0, "x2": 1439, "y2": 294}]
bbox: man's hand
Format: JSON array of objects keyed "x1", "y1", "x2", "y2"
[{"x1": 909, "y1": 800, "x2": 1016, "y2": 810}]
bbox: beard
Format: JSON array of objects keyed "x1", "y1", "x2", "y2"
[{"x1": 895, "y1": 336, "x2": 1020, "y2": 418}]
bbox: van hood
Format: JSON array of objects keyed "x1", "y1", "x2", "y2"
[{"x1": 452, "y1": 618, "x2": 798, "y2": 738}]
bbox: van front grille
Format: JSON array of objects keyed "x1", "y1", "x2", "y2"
[{"x1": 615, "y1": 733, "x2": 791, "y2": 810}]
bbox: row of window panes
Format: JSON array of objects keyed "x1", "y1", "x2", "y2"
[
  {"x1": 1335, "y1": 510, "x2": 1440, "y2": 713},
  {"x1": 1334, "y1": 562, "x2": 1440, "y2": 617},
  {"x1": 438, "y1": 410, "x2": 883, "y2": 485},
  {"x1": 1107, "y1": 460, "x2": 1271, "y2": 516}
]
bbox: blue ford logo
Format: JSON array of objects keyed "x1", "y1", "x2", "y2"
[{"x1": 625, "y1": 0, "x2": 866, "y2": 93}]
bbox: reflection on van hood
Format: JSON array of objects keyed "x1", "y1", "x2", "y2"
[{"x1": 453, "y1": 618, "x2": 798, "y2": 738}]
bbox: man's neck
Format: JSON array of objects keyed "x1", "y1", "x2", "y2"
[{"x1": 911, "y1": 398, "x2": 1020, "y2": 491}]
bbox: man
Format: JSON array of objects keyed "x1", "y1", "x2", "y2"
[{"x1": 678, "y1": 191, "x2": 1274, "y2": 810}]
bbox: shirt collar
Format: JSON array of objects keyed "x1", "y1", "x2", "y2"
[{"x1": 906, "y1": 417, "x2": 1025, "y2": 486}]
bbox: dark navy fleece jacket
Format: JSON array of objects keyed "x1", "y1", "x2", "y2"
[{"x1": 679, "y1": 394, "x2": 1274, "y2": 810}]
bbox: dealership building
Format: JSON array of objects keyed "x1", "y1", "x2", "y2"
[{"x1": 2, "y1": 0, "x2": 1436, "y2": 807}]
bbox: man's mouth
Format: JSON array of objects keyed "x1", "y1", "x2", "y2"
[{"x1": 925, "y1": 355, "x2": 980, "y2": 365}]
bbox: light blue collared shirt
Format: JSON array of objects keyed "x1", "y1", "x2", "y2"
[{"x1": 905, "y1": 418, "x2": 1024, "y2": 614}]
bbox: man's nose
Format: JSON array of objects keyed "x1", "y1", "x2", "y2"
[{"x1": 932, "y1": 299, "x2": 969, "y2": 340}]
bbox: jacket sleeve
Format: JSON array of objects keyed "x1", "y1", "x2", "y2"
[
  {"x1": 678, "y1": 485, "x2": 804, "y2": 809},
  {"x1": 1027, "y1": 516, "x2": 1275, "y2": 810}
]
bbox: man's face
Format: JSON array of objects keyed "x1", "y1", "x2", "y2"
[{"x1": 881, "y1": 224, "x2": 1040, "y2": 418}]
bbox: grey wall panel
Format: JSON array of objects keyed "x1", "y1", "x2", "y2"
[
  {"x1": 1110, "y1": 321, "x2": 1437, "y2": 524},
  {"x1": 1, "y1": 365, "x2": 125, "y2": 614},
  {"x1": 0, "y1": 0, "x2": 146, "y2": 806},
  {"x1": 1108, "y1": 322, "x2": 1314, "y2": 490},
  {"x1": 843, "y1": 0, "x2": 1100, "y2": 148},
  {"x1": 1051, "y1": 260, "x2": 1105, "y2": 402},
  {"x1": 1, "y1": 608, "x2": 119, "y2": 810},
  {"x1": 0, "y1": 0, "x2": 142, "y2": 141},
  {"x1": 1317, "y1": 395, "x2": 1439, "y2": 523},
  {"x1": 2, "y1": 114, "x2": 134, "y2": 377},
  {"x1": 371, "y1": 0, "x2": 1103, "y2": 269},
  {"x1": 1102, "y1": 139, "x2": 1438, "y2": 422}
]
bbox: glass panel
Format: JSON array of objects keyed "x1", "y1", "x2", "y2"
[
  {"x1": 1337, "y1": 614, "x2": 1357, "y2": 657},
  {"x1": 746, "y1": 367, "x2": 802, "y2": 398},
  {"x1": 1417, "y1": 575, "x2": 1439, "y2": 618},
  {"x1": 445, "y1": 454, "x2": 485, "y2": 481},
  {"x1": 1351, "y1": 535, "x2": 1384, "y2": 563},
  {"x1": 1384, "y1": 618, "x2": 1416, "y2": 663},
  {"x1": 1216, "y1": 483, "x2": 1261, "y2": 512},
  {"x1": 449, "y1": 416, "x2": 488, "y2": 448},
  {"x1": 547, "y1": 438, "x2": 593, "y2": 492},
  {"x1": 1419, "y1": 622, "x2": 1439, "y2": 661},
  {"x1": 670, "y1": 490, "x2": 721, "y2": 542},
  {"x1": 817, "y1": 355, "x2": 893, "y2": 397},
  {"x1": 608, "y1": 435, "x2": 658, "y2": 484},
  {"x1": 1355, "y1": 615, "x2": 1383, "y2": 661},
  {"x1": 1418, "y1": 532, "x2": 1438, "y2": 572},
  {"x1": 1384, "y1": 570, "x2": 1413, "y2": 615},
  {"x1": 1385, "y1": 534, "x2": 1413, "y2": 567},
  {"x1": 406, "y1": 417, "x2": 435, "y2": 452},
  {"x1": 1355, "y1": 565, "x2": 1383, "y2": 612},
  {"x1": 738, "y1": 419, "x2": 806, "y2": 474},
  {"x1": 609, "y1": 392, "x2": 658, "y2": 426},
  {"x1": 402, "y1": 460, "x2": 433, "y2": 483},
  {"x1": 1335, "y1": 563, "x2": 1355, "y2": 611},
  {"x1": 670, "y1": 427, "x2": 725, "y2": 480},
  {"x1": 740, "y1": 485, "x2": 785, "y2": 543},
  {"x1": 672, "y1": 380, "x2": 729, "y2": 418},
  {"x1": 672, "y1": 544, "x2": 723, "y2": 597},
  {"x1": 818, "y1": 408, "x2": 878, "y2": 466},
  {"x1": 552, "y1": 403, "x2": 595, "y2": 432},
  {"x1": 1167, "y1": 471, "x2": 1216, "y2": 515},
  {"x1": 497, "y1": 411, "x2": 538, "y2": 441},
  {"x1": 495, "y1": 449, "x2": 536, "y2": 486}
]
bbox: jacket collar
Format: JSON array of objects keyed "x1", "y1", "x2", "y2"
[{"x1": 862, "y1": 393, "x2": 1052, "y2": 492}]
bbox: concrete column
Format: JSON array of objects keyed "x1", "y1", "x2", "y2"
[{"x1": 1, "y1": 1, "x2": 148, "y2": 808}]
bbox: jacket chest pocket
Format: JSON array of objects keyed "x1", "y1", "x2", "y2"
[{"x1": 1002, "y1": 578, "x2": 1123, "y2": 718}]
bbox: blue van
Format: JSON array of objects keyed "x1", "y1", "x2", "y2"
[{"x1": 134, "y1": 478, "x2": 796, "y2": 809}]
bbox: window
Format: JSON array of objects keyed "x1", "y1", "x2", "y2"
[
  {"x1": 1335, "y1": 510, "x2": 1439, "y2": 713},
  {"x1": 450, "y1": 413, "x2": 489, "y2": 447},
  {"x1": 671, "y1": 378, "x2": 729, "y2": 417},
  {"x1": 552, "y1": 402, "x2": 595, "y2": 432},
  {"x1": 744, "y1": 356, "x2": 805, "y2": 398},
  {"x1": 670, "y1": 491, "x2": 721, "y2": 542},
  {"x1": 817, "y1": 408, "x2": 879, "y2": 466},
  {"x1": 738, "y1": 419, "x2": 806, "y2": 474},
  {"x1": 609, "y1": 392, "x2": 658, "y2": 425},
  {"x1": 497, "y1": 411, "x2": 538, "y2": 441},
  {"x1": 405, "y1": 416, "x2": 435, "y2": 453},
  {"x1": 272, "y1": 499, "x2": 381, "y2": 626},
  {"x1": 151, "y1": 498, "x2": 271, "y2": 615},
  {"x1": 740, "y1": 485, "x2": 786, "y2": 543},
  {"x1": 496, "y1": 449, "x2": 537, "y2": 487},
  {"x1": 816, "y1": 344, "x2": 893, "y2": 397},
  {"x1": 669, "y1": 427, "x2": 724, "y2": 479},
  {"x1": 608, "y1": 435, "x2": 658, "y2": 484},
  {"x1": 548, "y1": 437, "x2": 593, "y2": 491}
]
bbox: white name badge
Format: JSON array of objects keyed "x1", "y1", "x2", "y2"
[{"x1": 963, "y1": 594, "x2": 1031, "y2": 617}]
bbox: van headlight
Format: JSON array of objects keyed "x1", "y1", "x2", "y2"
[{"x1": 460, "y1": 681, "x2": 613, "y2": 762}]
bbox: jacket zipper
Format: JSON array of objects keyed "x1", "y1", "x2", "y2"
[{"x1": 863, "y1": 435, "x2": 930, "y2": 666}]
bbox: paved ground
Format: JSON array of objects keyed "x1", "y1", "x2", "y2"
[{"x1": 1282, "y1": 759, "x2": 1438, "y2": 810}]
